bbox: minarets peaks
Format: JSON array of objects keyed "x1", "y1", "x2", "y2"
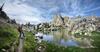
[{"x1": 0, "y1": 3, "x2": 5, "y2": 11}]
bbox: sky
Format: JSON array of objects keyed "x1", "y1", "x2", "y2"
[{"x1": 0, "y1": 0, "x2": 100, "y2": 24}]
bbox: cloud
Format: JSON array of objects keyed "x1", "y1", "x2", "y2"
[
  {"x1": 0, "y1": 0, "x2": 100, "y2": 24},
  {"x1": 0, "y1": 0, "x2": 5, "y2": 5},
  {"x1": 84, "y1": 6, "x2": 100, "y2": 13},
  {"x1": 3, "y1": 0, "x2": 46, "y2": 24},
  {"x1": 62, "y1": 0, "x2": 84, "y2": 16},
  {"x1": 12, "y1": 15, "x2": 44, "y2": 24}
]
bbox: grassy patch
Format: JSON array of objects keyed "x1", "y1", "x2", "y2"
[
  {"x1": 0, "y1": 23, "x2": 18, "y2": 51},
  {"x1": 91, "y1": 31, "x2": 100, "y2": 48}
]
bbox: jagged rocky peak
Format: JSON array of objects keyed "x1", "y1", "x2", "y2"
[
  {"x1": 52, "y1": 14, "x2": 72, "y2": 27},
  {"x1": 63, "y1": 16, "x2": 69, "y2": 22},
  {"x1": 63, "y1": 16, "x2": 70, "y2": 27},
  {"x1": 0, "y1": 3, "x2": 9, "y2": 19},
  {"x1": 52, "y1": 15, "x2": 64, "y2": 26}
]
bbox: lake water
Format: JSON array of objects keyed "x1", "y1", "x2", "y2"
[
  {"x1": 43, "y1": 34, "x2": 78, "y2": 47},
  {"x1": 36, "y1": 30, "x2": 92, "y2": 48}
]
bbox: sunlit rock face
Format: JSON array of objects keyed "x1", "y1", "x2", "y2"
[
  {"x1": 34, "y1": 14, "x2": 100, "y2": 34},
  {"x1": 51, "y1": 15, "x2": 98, "y2": 34},
  {"x1": 51, "y1": 15, "x2": 72, "y2": 28},
  {"x1": 96, "y1": 17, "x2": 100, "y2": 31},
  {"x1": 82, "y1": 16, "x2": 98, "y2": 31},
  {"x1": 52, "y1": 15, "x2": 65, "y2": 27},
  {"x1": 71, "y1": 16, "x2": 99, "y2": 35},
  {"x1": 63, "y1": 16, "x2": 70, "y2": 27}
]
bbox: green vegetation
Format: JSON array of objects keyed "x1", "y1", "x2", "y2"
[
  {"x1": 0, "y1": 22, "x2": 100, "y2": 52},
  {"x1": 23, "y1": 31, "x2": 100, "y2": 52},
  {"x1": 91, "y1": 31, "x2": 100, "y2": 48},
  {"x1": 0, "y1": 23, "x2": 18, "y2": 51},
  {"x1": 45, "y1": 42, "x2": 84, "y2": 52},
  {"x1": 24, "y1": 31, "x2": 36, "y2": 52}
]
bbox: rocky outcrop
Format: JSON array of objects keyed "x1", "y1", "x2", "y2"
[
  {"x1": 51, "y1": 15, "x2": 72, "y2": 28},
  {"x1": 52, "y1": 15, "x2": 64, "y2": 27},
  {"x1": 63, "y1": 16, "x2": 70, "y2": 27},
  {"x1": 71, "y1": 16, "x2": 98, "y2": 35},
  {"x1": 51, "y1": 15, "x2": 100, "y2": 35},
  {"x1": 0, "y1": 11, "x2": 9, "y2": 19},
  {"x1": 25, "y1": 14, "x2": 100, "y2": 34},
  {"x1": 0, "y1": 3, "x2": 9, "y2": 20}
]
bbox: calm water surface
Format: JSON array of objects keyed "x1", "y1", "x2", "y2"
[
  {"x1": 37, "y1": 30, "x2": 79, "y2": 47},
  {"x1": 36, "y1": 29, "x2": 92, "y2": 47}
]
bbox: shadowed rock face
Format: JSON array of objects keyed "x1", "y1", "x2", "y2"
[
  {"x1": 0, "y1": 3, "x2": 9, "y2": 19},
  {"x1": 0, "y1": 11, "x2": 9, "y2": 19}
]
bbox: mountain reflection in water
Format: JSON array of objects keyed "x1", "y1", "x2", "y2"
[
  {"x1": 35, "y1": 28, "x2": 93, "y2": 48},
  {"x1": 36, "y1": 30, "x2": 79, "y2": 47},
  {"x1": 43, "y1": 34, "x2": 78, "y2": 47}
]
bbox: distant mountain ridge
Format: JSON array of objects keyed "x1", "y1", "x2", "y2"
[{"x1": 51, "y1": 14, "x2": 100, "y2": 35}]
